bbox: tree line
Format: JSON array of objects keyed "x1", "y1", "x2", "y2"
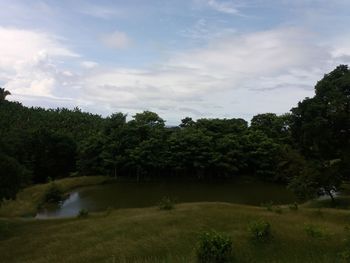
[{"x1": 1, "y1": 65, "x2": 349, "y2": 202}]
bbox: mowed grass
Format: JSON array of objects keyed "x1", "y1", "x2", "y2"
[
  {"x1": 1, "y1": 202, "x2": 349, "y2": 263},
  {"x1": 0, "y1": 176, "x2": 110, "y2": 217}
]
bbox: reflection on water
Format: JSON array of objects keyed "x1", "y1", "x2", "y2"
[{"x1": 36, "y1": 180, "x2": 296, "y2": 219}]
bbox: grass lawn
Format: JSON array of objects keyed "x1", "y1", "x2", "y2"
[{"x1": 1, "y1": 202, "x2": 349, "y2": 263}]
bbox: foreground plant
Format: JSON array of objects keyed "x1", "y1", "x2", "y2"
[
  {"x1": 304, "y1": 224, "x2": 326, "y2": 238},
  {"x1": 288, "y1": 202, "x2": 298, "y2": 211},
  {"x1": 158, "y1": 196, "x2": 175, "y2": 210},
  {"x1": 77, "y1": 209, "x2": 89, "y2": 218},
  {"x1": 248, "y1": 219, "x2": 272, "y2": 243},
  {"x1": 196, "y1": 231, "x2": 233, "y2": 263}
]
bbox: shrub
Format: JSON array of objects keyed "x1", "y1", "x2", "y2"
[
  {"x1": 196, "y1": 231, "x2": 233, "y2": 263},
  {"x1": 248, "y1": 220, "x2": 271, "y2": 242},
  {"x1": 304, "y1": 224, "x2": 325, "y2": 238},
  {"x1": 77, "y1": 209, "x2": 89, "y2": 218},
  {"x1": 261, "y1": 201, "x2": 274, "y2": 211},
  {"x1": 288, "y1": 202, "x2": 298, "y2": 211},
  {"x1": 158, "y1": 196, "x2": 175, "y2": 210},
  {"x1": 43, "y1": 183, "x2": 64, "y2": 204}
]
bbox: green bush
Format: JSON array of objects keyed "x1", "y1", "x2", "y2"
[
  {"x1": 77, "y1": 209, "x2": 89, "y2": 218},
  {"x1": 248, "y1": 220, "x2": 271, "y2": 242},
  {"x1": 304, "y1": 224, "x2": 325, "y2": 238},
  {"x1": 261, "y1": 201, "x2": 273, "y2": 212},
  {"x1": 288, "y1": 202, "x2": 298, "y2": 211},
  {"x1": 158, "y1": 196, "x2": 175, "y2": 210},
  {"x1": 43, "y1": 183, "x2": 64, "y2": 204},
  {"x1": 196, "y1": 231, "x2": 233, "y2": 263},
  {"x1": 261, "y1": 202, "x2": 283, "y2": 214}
]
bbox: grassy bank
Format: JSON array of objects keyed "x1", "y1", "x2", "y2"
[
  {"x1": 0, "y1": 202, "x2": 349, "y2": 262},
  {"x1": 302, "y1": 184, "x2": 350, "y2": 209},
  {"x1": 0, "y1": 176, "x2": 110, "y2": 217}
]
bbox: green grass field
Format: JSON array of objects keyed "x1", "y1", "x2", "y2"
[
  {"x1": 1, "y1": 178, "x2": 350, "y2": 262},
  {"x1": 1, "y1": 202, "x2": 350, "y2": 262}
]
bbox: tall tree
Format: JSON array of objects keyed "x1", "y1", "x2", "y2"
[
  {"x1": 0, "y1": 87, "x2": 11, "y2": 102},
  {"x1": 289, "y1": 65, "x2": 350, "y2": 202},
  {"x1": 0, "y1": 152, "x2": 28, "y2": 200},
  {"x1": 250, "y1": 113, "x2": 291, "y2": 143}
]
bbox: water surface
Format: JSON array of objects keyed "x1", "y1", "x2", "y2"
[{"x1": 36, "y1": 180, "x2": 295, "y2": 218}]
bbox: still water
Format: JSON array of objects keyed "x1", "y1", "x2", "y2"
[{"x1": 36, "y1": 180, "x2": 296, "y2": 218}]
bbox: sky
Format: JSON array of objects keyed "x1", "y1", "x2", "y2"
[{"x1": 1, "y1": 0, "x2": 350, "y2": 124}]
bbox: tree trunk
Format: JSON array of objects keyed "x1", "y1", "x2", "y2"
[
  {"x1": 136, "y1": 166, "x2": 140, "y2": 183},
  {"x1": 327, "y1": 190, "x2": 335, "y2": 205}
]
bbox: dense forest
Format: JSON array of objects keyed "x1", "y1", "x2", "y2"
[{"x1": 1, "y1": 65, "x2": 349, "y2": 203}]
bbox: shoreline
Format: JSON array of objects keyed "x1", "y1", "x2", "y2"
[{"x1": 0, "y1": 176, "x2": 110, "y2": 218}]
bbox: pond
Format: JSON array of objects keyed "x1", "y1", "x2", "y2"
[{"x1": 36, "y1": 179, "x2": 296, "y2": 218}]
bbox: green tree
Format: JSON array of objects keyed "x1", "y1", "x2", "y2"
[
  {"x1": 77, "y1": 133, "x2": 106, "y2": 176},
  {"x1": 179, "y1": 117, "x2": 195, "y2": 128},
  {"x1": 290, "y1": 65, "x2": 350, "y2": 201},
  {"x1": 242, "y1": 130, "x2": 281, "y2": 180},
  {"x1": 102, "y1": 113, "x2": 128, "y2": 178},
  {"x1": 122, "y1": 111, "x2": 168, "y2": 179},
  {"x1": 25, "y1": 129, "x2": 77, "y2": 183},
  {"x1": 0, "y1": 152, "x2": 27, "y2": 200},
  {"x1": 0, "y1": 87, "x2": 11, "y2": 102},
  {"x1": 214, "y1": 134, "x2": 247, "y2": 176},
  {"x1": 250, "y1": 113, "x2": 291, "y2": 143},
  {"x1": 168, "y1": 127, "x2": 214, "y2": 178}
]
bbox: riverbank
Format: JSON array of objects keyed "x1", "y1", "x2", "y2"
[
  {"x1": 0, "y1": 202, "x2": 349, "y2": 262},
  {"x1": 0, "y1": 176, "x2": 110, "y2": 218}
]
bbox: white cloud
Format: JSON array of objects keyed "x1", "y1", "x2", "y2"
[
  {"x1": 205, "y1": 0, "x2": 240, "y2": 15},
  {"x1": 0, "y1": 27, "x2": 79, "y2": 98},
  {"x1": 1, "y1": 25, "x2": 348, "y2": 124},
  {"x1": 80, "y1": 27, "x2": 339, "y2": 122},
  {"x1": 328, "y1": 36, "x2": 350, "y2": 59},
  {"x1": 102, "y1": 31, "x2": 132, "y2": 49},
  {"x1": 81, "y1": 61, "x2": 99, "y2": 69},
  {"x1": 180, "y1": 18, "x2": 237, "y2": 41},
  {"x1": 0, "y1": 27, "x2": 77, "y2": 70},
  {"x1": 173, "y1": 28, "x2": 328, "y2": 77},
  {"x1": 80, "y1": 5, "x2": 122, "y2": 19}
]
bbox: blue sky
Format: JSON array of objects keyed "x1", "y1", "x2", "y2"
[{"x1": 1, "y1": 0, "x2": 350, "y2": 124}]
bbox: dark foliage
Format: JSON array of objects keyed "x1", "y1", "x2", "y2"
[
  {"x1": 0, "y1": 152, "x2": 27, "y2": 200},
  {"x1": 77, "y1": 209, "x2": 89, "y2": 218},
  {"x1": 248, "y1": 220, "x2": 272, "y2": 242},
  {"x1": 196, "y1": 231, "x2": 233, "y2": 263},
  {"x1": 43, "y1": 183, "x2": 64, "y2": 204},
  {"x1": 158, "y1": 196, "x2": 175, "y2": 210},
  {"x1": 0, "y1": 65, "x2": 349, "y2": 201}
]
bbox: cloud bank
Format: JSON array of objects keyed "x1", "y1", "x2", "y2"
[
  {"x1": 1, "y1": 0, "x2": 350, "y2": 124},
  {"x1": 102, "y1": 31, "x2": 132, "y2": 50}
]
